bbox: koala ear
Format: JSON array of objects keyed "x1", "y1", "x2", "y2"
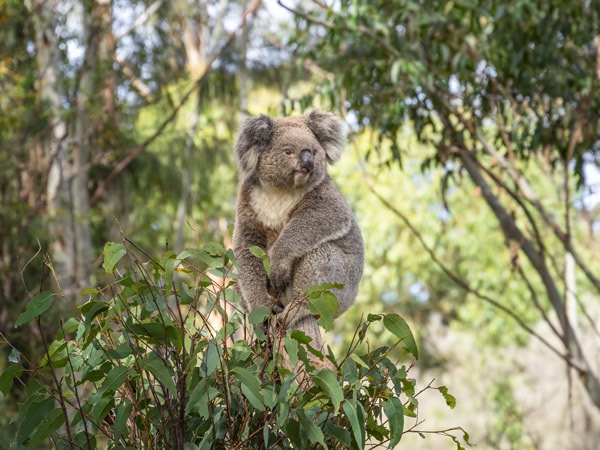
[
  {"x1": 234, "y1": 115, "x2": 275, "y2": 180},
  {"x1": 304, "y1": 110, "x2": 347, "y2": 163}
]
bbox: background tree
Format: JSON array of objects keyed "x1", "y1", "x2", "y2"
[{"x1": 280, "y1": 0, "x2": 600, "y2": 446}]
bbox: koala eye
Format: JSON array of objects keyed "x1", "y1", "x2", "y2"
[{"x1": 284, "y1": 149, "x2": 294, "y2": 156}]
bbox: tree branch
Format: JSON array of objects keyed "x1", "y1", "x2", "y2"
[
  {"x1": 90, "y1": 0, "x2": 262, "y2": 206},
  {"x1": 456, "y1": 146, "x2": 600, "y2": 408},
  {"x1": 362, "y1": 173, "x2": 574, "y2": 369}
]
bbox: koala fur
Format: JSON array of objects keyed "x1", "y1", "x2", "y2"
[{"x1": 233, "y1": 110, "x2": 364, "y2": 350}]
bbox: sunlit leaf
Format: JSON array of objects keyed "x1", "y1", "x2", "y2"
[
  {"x1": 102, "y1": 242, "x2": 126, "y2": 274},
  {"x1": 308, "y1": 290, "x2": 339, "y2": 332},
  {"x1": 312, "y1": 369, "x2": 343, "y2": 414},
  {"x1": 383, "y1": 314, "x2": 418, "y2": 359},
  {"x1": 438, "y1": 385, "x2": 457, "y2": 409}
]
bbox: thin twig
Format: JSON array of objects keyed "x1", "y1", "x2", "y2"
[{"x1": 363, "y1": 173, "x2": 584, "y2": 373}]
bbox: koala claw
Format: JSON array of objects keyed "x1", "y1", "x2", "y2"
[
  {"x1": 269, "y1": 265, "x2": 292, "y2": 294},
  {"x1": 271, "y1": 300, "x2": 284, "y2": 315}
]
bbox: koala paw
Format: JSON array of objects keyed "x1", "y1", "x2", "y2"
[{"x1": 269, "y1": 259, "x2": 293, "y2": 294}]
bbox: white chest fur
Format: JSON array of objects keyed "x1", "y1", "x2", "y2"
[{"x1": 250, "y1": 186, "x2": 305, "y2": 230}]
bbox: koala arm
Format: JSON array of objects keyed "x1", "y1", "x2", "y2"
[
  {"x1": 234, "y1": 195, "x2": 279, "y2": 313},
  {"x1": 269, "y1": 178, "x2": 354, "y2": 293}
]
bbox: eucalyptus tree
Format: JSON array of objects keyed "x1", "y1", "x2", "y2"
[{"x1": 281, "y1": 0, "x2": 600, "y2": 419}]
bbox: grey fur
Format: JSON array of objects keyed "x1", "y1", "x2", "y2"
[{"x1": 233, "y1": 110, "x2": 364, "y2": 348}]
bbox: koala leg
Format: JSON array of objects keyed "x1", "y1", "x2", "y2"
[{"x1": 276, "y1": 242, "x2": 361, "y2": 349}]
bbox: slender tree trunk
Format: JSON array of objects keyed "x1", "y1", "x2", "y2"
[
  {"x1": 30, "y1": 0, "x2": 76, "y2": 292},
  {"x1": 173, "y1": 0, "x2": 211, "y2": 251},
  {"x1": 30, "y1": 0, "x2": 114, "y2": 296},
  {"x1": 73, "y1": 0, "x2": 115, "y2": 286}
]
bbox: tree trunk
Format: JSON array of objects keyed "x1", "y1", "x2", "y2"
[
  {"x1": 30, "y1": 0, "x2": 76, "y2": 292},
  {"x1": 73, "y1": 0, "x2": 115, "y2": 286},
  {"x1": 30, "y1": 0, "x2": 114, "y2": 297}
]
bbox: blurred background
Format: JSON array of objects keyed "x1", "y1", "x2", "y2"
[{"x1": 1, "y1": 0, "x2": 599, "y2": 448}]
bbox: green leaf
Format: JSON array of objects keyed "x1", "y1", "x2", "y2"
[
  {"x1": 142, "y1": 353, "x2": 177, "y2": 396},
  {"x1": 113, "y1": 399, "x2": 133, "y2": 441},
  {"x1": 231, "y1": 367, "x2": 265, "y2": 411},
  {"x1": 201, "y1": 341, "x2": 219, "y2": 376},
  {"x1": 312, "y1": 369, "x2": 343, "y2": 414},
  {"x1": 196, "y1": 250, "x2": 224, "y2": 268},
  {"x1": 323, "y1": 421, "x2": 352, "y2": 447},
  {"x1": 15, "y1": 292, "x2": 54, "y2": 327},
  {"x1": 248, "y1": 306, "x2": 271, "y2": 324},
  {"x1": 186, "y1": 378, "x2": 209, "y2": 418},
  {"x1": 102, "y1": 242, "x2": 127, "y2": 274},
  {"x1": 284, "y1": 333, "x2": 299, "y2": 369},
  {"x1": 283, "y1": 418, "x2": 301, "y2": 446},
  {"x1": 297, "y1": 409, "x2": 326, "y2": 447},
  {"x1": 343, "y1": 399, "x2": 365, "y2": 449},
  {"x1": 62, "y1": 317, "x2": 80, "y2": 334},
  {"x1": 202, "y1": 241, "x2": 226, "y2": 255},
  {"x1": 8, "y1": 348, "x2": 20, "y2": 363},
  {"x1": 0, "y1": 364, "x2": 24, "y2": 395},
  {"x1": 83, "y1": 301, "x2": 109, "y2": 332},
  {"x1": 249, "y1": 246, "x2": 270, "y2": 275},
  {"x1": 308, "y1": 291, "x2": 339, "y2": 332},
  {"x1": 383, "y1": 314, "x2": 418, "y2": 359},
  {"x1": 99, "y1": 365, "x2": 129, "y2": 395},
  {"x1": 127, "y1": 321, "x2": 181, "y2": 348},
  {"x1": 165, "y1": 256, "x2": 177, "y2": 295},
  {"x1": 29, "y1": 407, "x2": 64, "y2": 447},
  {"x1": 304, "y1": 282, "x2": 343, "y2": 296},
  {"x1": 384, "y1": 397, "x2": 404, "y2": 447},
  {"x1": 438, "y1": 385, "x2": 457, "y2": 409},
  {"x1": 391, "y1": 60, "x2": 402, "y2": 84},
  {"x1": 17, "y1": 396, "x2": 54, "y2": 445},
  {"x1": 349, "y1": 353, "x2": 369, "y2": 369}
]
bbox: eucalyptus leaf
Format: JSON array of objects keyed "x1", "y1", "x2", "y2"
[
  {"x1": 15, "y1": 292, "x2": 54, "y2": 327},
  {"x1": 384, "y1": 397, "x2": 404, "y2": 447},
  {"x1": 312, "y1": 369, "x2": 343, "y2": 414},
  {"x1": 102, "y1": 242, "x2": 127, "y2": 274}
]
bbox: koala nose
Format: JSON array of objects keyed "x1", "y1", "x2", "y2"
[{"x1": 299, "y1": 149, "x2": 314, "y2": 172}]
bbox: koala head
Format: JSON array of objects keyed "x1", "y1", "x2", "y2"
[{"x1": 235, "y1": 110, "x2": 346, "y2": 189}]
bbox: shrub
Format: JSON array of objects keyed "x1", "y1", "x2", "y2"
[{"x1": 1, "y1": 240, "x2": 468, "y2": 449}]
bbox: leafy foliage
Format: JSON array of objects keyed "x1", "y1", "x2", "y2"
[{"x1": 2, "y1": 240, "x2": 467, "y2": 449}]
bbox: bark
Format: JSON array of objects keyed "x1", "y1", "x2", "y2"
[
  {"x1": 172, "y1": 0, "x2": 211, "y2": 251},
  {"x1": 30, "y1": 0, "x2": 115, "y2": 296},
  {"x1": 30, "y1": 0, "x2": 75, "y2": 292},
  {"x1": 74, "y1": 0, "x2": 115, "y2": 286}
]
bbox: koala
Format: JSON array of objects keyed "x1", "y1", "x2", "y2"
[{"x1": 232, "y1": 110, "x2": 364, "y2": 350}]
